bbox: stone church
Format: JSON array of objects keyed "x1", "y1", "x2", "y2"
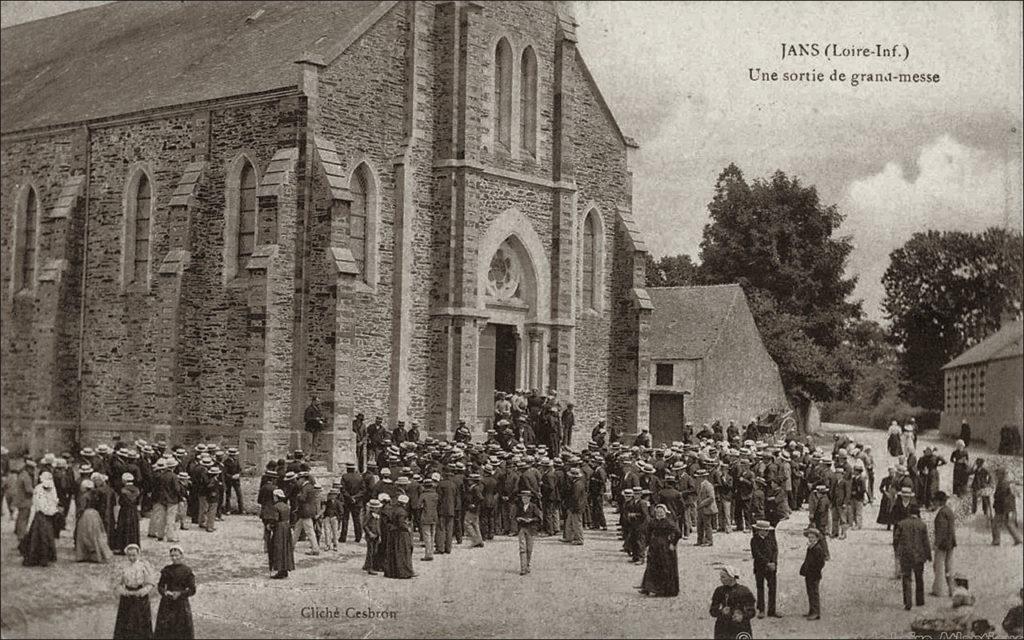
[{"x1": 0, "y1": 1, "x2": 652, "y2": 469}]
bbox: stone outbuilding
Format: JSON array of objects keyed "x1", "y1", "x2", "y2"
[
  {"x1": 0, "y1": 1, "x2": 652, "y2": 469},
  {"x1": 646, "y1": 285, "x2": 788, "y2": 444},
  {"x1": 939, "y1": 318, "x2": 1023, "y2": 447}
]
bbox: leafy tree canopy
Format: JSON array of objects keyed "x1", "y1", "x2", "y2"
[
  {"x1": 882, "y1": 227, "x2": 1023, "y2": 409},
  {"x1": 697, "y1": 164, "x2": 862, "y2": 413}
]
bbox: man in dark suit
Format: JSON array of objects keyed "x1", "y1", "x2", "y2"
[
  {"x1": 435, "y1": 470, "x2": 457, "y2": 554},
  {"x1": 895, "y1": 504, "x2": 931, "y2": 610},
  {"x1": 931, "y1": 491, "x2": 956, "y2": 597},
  {"x1": 750, "y1": 520, "x2": 780, "y2": 618},
  {"x1": 480, "y1": 466, "x2": 499, "y2": 540},
  {"x1": 339, "y1": 462, "x2": 363, "y2": 543},
  {"x1": 419, "y1": 475, "x2": 439, "y2": 560}
]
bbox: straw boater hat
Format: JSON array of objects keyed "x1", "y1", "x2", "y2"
[
  {"x1": 804, "y1": 527, "x2": 822, "y2": 538},
  {"x1": 898, "y1": 487, "x2": 915, "y2": 498},
  {"x1": 752, "y1": 520, "x2": 773, "y2": 531}
]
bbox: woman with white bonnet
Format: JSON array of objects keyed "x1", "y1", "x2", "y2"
[
  {"x1": 19, "y1": 470, "x2": 60, "y2": 566},
  {"x1": 950, "y1": 440, "x2": 970, "y2": 497},
  {"x1": 154, "y1": 545, "x2": 196, "y2": 639},
  {"x1": 112, "y1": 472, "x2": 142, "y2": 554},
  {"x1": 112, "y1": 542, "x2": 156, "y2": 639}
]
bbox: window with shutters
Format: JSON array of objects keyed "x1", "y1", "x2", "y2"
[
  {"x1": 13, "y1": 185, "x2": 40, "y2": 294},
  {"x1": 520, "y1": 46, "x2": 537, "y2": 156},
  {"x1": 494, "y1": 38, "x2": 513, "y2": 151}
]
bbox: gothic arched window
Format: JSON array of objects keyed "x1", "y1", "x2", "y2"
[
  {"x1": 133, "y1": 174, "x2": 152, "y2": 283},
  {"x1": 14, "y1": 185, "x2": 40, "y2": 293},
  {"x1": 582, "y1": 212, "x2": 596, "y2": 310},
  {"x1": 494, "y1": 38, "x2": 513, "y2": 150},
  {"x1": 520, "y1": 46, "x2": 537, "y2": 156},
  {"x1": 237, "y1": 161, "x2": 257, "y2": 269}
]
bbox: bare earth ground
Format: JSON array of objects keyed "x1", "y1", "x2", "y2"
[{"x1": 1, "y1": 423, "x2": 1021, "y2": 639}]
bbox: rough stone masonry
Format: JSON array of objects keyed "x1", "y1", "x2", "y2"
[{"x1": 0, "y1": 1, "x2": 651, "y2": 472}]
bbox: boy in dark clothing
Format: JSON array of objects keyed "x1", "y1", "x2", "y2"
[{"x1": 800, "y1": 527, "x2": 827, "y2": 620}]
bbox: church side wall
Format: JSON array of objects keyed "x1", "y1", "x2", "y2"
[
  {"x1": 314, "y1": 6, "x2": 408, "y2": 423},
  {"x1": 0, "y1": 131, "x2": 78, "y2": 452},
  {"x1": 1, "y1": 97, "x2": 303, "y2": 452},
  {"x1": 571, "y1": 61, "x2": 635, "y2": 435}
]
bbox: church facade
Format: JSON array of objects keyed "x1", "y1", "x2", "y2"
[{"x1": 0, "y1": 1, "x2": 652, "y2": 470}]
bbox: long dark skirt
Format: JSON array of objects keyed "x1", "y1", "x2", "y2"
[
  {"x1": 373, "y1": 528, "x2": 388, "y2": 572},
  {"x1": 385, "y1": 531, "x2": 415, "y2": 579},
  {"x1": 641, "y1": 532, "x2": 679, "y2": 596},
  {"x1": 269, "y1": 522, "x2": 295, "y2": 573},
  {"x1": 113, "y1": 595, "x2": 153, "y2": 639},
  {"x1": 112, "y1": 505, "x2": 141, "y2": 553},
  {"x1": 952, "y1": 464, "x2": 969, "y2": 496},
  {"x1": 876, "y1": 494, "x2": 892, "y2": 525},
  {"x1": 154, "y1": 596, "x2": 194, "y2": 640},
  {"x1": 19, "y1": 514, "x2": 57, "y2": 567}
]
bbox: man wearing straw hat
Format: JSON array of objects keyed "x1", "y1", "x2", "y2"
[
  {"x1": 750, "y1": 520, "x2": 780, "y2": 618},
  {"x1": 695, "y1": 467, "x2": 717, "y2": 547}
]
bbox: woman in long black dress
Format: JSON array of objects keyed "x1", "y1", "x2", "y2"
[
  {"x1": 950, "y1": 440, "x2": 970, "y2": 497},
  {"x1": 112, "y1": 473, "x2": 142, "y2": 554},
  {"x1": 154, "y1": 546, "x2": 196, "y2": 639},
  {"x1": 876, "y1": 467, "x2": 897, "y2": 528},
  {"x1": 640, "y1": 504, "x2": 681, "y2": 597},
  {"x1": 385, "y1": 495, "x2": 415, "y2": 579},
  {"x1": 268, "y1": 489, "x2": 295, "y2": 579},
  {"x1": 373, "y1": 494, "x2": 391, "y2": 573},
  {"x1": 112, "y1": 543, "x2": 156, "y2": 640},
  {"x1": 19, "y1": 471, "x2": 60, "y2": 567},
  {"x1": 94, "y1": 473, "x2": 118, "y2": 535}
]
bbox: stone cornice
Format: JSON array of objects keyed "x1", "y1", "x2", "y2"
[{"x1": 433, "y1": 159, "x2": 576, "y2": 191}]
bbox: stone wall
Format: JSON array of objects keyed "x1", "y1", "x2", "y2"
[
  {"x1": 1, "y1": 0, "x2": 647, "y2": 460},
  {"x1": 0, "y1": 96, "x2": 304, "y2": 456}
]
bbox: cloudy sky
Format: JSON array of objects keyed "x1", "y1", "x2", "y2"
[
  {"x1": 3, "y1": 1, "x2": 1022, "y2": 321},
  {"x1": 574, "y1": 1, "x2": 1023, "y2": 321}
]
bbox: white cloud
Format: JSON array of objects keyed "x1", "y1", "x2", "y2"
[{"x1": 842, "y1": 135, "x2": 1023, "y2": 319}]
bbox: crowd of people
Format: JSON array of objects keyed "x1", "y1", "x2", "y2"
[{"x1": 1, "y1": 399, "x2": 1022, "y2": 639}]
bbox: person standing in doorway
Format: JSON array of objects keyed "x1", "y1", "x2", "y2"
[
  {"x1": 352, "y1": 413, "x2": 367, "y2": 473},
  {"x1": 304, "y1": 396, "x2": 325, "y2": 453}
]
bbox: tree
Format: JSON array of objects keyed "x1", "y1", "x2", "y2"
[
  {"x1": 698, "y1": 165, "x2": 862, "y2": 430},
  {"x1": 645, "y1": 253, "x2": 699, "y2": 287},
  {"x1": 882, "y1": 227, "x2": 1023, "y2": 409}
]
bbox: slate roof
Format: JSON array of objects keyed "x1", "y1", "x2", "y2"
[
  {"x1": 0, "y1": 0, "x2": 386, "y2": 133},
  {"x1": 942, "y1": 319, "x2": 1024, "y2": 370},
  {"x1": 648, "y1": 284, "x2": 744, "y2": 360}
]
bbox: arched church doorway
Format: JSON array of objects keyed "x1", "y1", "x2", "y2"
[{"x1": 477, "y1": 237, "x2": 536, "y2": 431}]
